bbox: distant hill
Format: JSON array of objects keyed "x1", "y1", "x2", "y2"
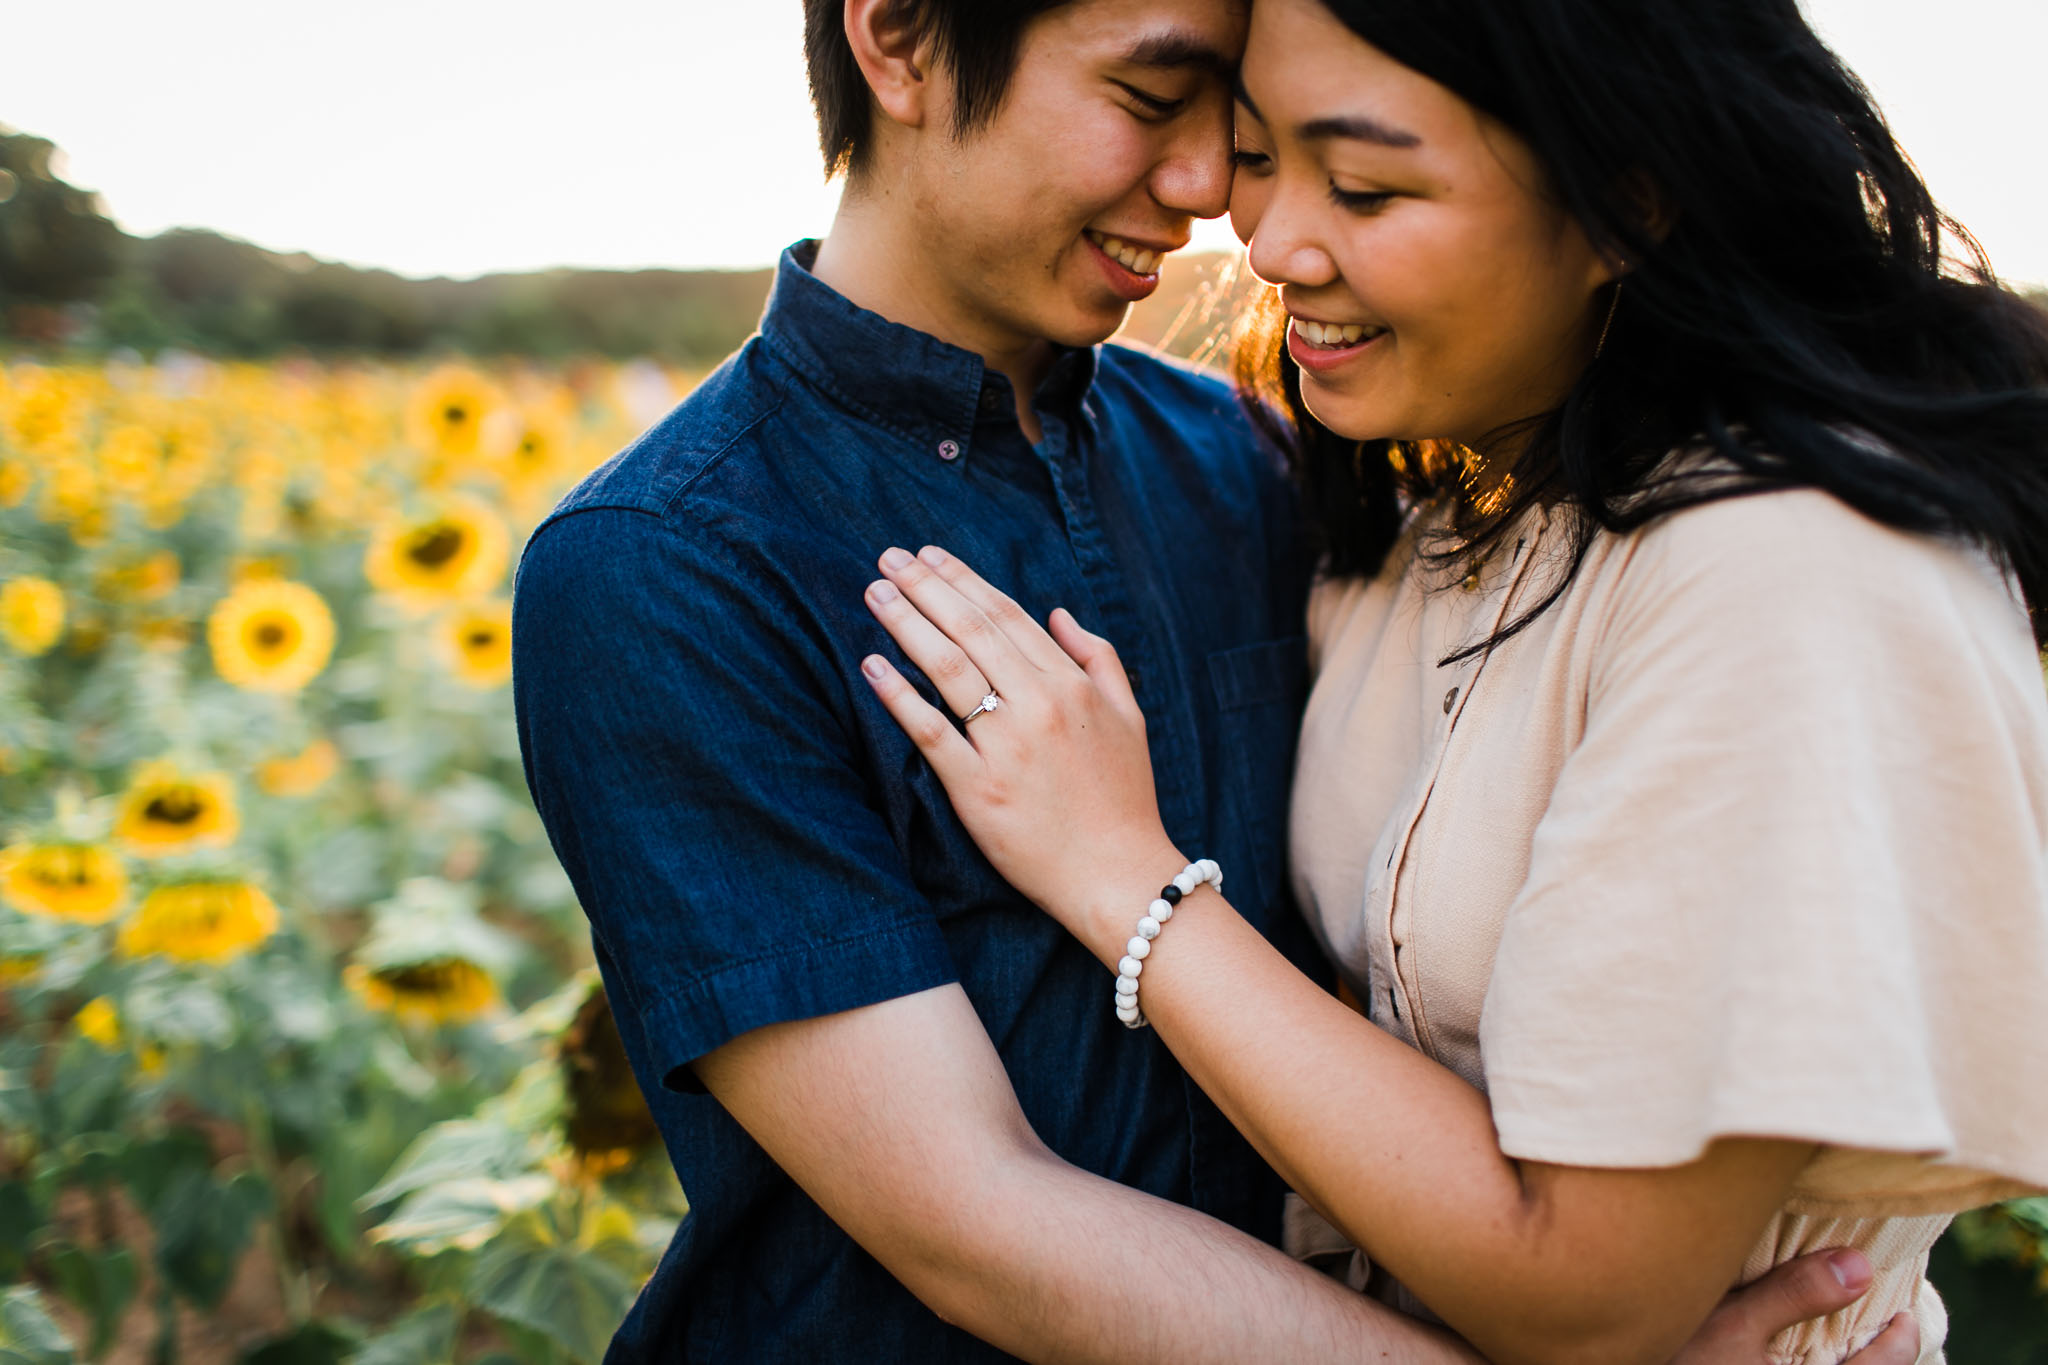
[
  {"x1": 85, "y1": 228, "x2": 780, "y2": 366},
  {"x1": 60, "y1": 226, "x2": 1259, "y2": 368}
]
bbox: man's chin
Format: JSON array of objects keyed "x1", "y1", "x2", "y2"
[{"x1": 1043, "y1": 295, "x2": 1136, "y2": 351}]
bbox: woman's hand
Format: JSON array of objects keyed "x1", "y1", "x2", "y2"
[{"x1": 860, "y1": 545, "x2": 1185, "y2": 936}]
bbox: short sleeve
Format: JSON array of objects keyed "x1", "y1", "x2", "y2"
[
  {"x1": 1479, "y1": 490, "x2": 2048, "y2": 1199},
  {"x1": 512, "y1": 507, "x2": 956, "y2": 1092}
]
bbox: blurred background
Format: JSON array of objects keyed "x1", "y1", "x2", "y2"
[{"x1": 0, "y1": 3, "x2": 2042, "y2": 1362}]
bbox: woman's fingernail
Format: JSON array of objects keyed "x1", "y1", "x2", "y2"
[
  {"x1": 882, "y1": 547, "x2": 913, "y2": 570},
  {"x1": 918, "y1": 545, "x2": 948, "y2": 566},
  {"x1": 1828, "y1": 1249, "x2": 1871, "y2": 1290},
  {"x1": 869, "y1": 579, "x2": 900, "y2": 604},
  {"x1": 862, "y1": 655, "x2": 887, "y2": 679}
]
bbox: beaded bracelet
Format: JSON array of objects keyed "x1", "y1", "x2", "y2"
[{"x1": 1115, "y1": 858, "x2": 1222, "y2": 1029}]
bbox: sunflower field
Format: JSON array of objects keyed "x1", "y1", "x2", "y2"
[{"x1": 0, "y1": 355, "x2": 691, "y2": 1364}]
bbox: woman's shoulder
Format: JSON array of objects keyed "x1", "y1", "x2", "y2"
[{"x1": 1594, "y1": 479, "x2": 2031, "y2": 656}]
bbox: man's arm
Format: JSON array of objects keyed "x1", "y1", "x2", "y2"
[
  {"x1": 696, "y1": 983, "x2": 1478, "y2": 1365},
  {"x1": 697, "y1": 986, "x2": 1923, "y2": 1365}
]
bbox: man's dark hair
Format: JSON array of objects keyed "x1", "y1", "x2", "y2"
[{"x1": 803, "y1": 0, "x2": 1076, "y2": 179}]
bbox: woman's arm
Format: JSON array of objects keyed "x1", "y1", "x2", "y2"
[{"x1": 857, "y1": 545, "x2": 1817, "y2": 1365}]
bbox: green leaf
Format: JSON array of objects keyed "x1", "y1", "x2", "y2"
[
  {"x1": 345, "y1": 1302, "x2": 457, "y2": 1365},
  {"x1": 358, "y1": 1120, "x2": 535, "y2": 1211},
  {"x1": 152, "y1": 1170, "x2": 272, "y2": 1308},
  {"x1": 465, "y1": 1214, "x2": 642, "y2": 1365},
  {"x1": 120, "y1": 1129, "x2": 213, "y2": 1221},
  {"x1": 371, "y1": 1175, "x2": 552, "y2": 1255},
  {"x1": 0, "y1": 1182, "x2": 42, "y2": 1282},
  {"x1": 236, "y1": 1321, "x2": 362, "y2": 1365},
  {"x1": 0, "y1": 1286, "x2": 74, "y2": 1365},
  {"x1": 42, "y1": 1242, "x2": 136, "y2": 1358}
]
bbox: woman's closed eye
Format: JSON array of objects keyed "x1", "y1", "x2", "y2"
[{"x1": 1328, "y1": 182, "x2": 1395, "y2": 213}]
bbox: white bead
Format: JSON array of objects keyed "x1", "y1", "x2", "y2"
[
  {"x1": 1119, "y1": 956, "x2": 1144, "y2": 978},
  {"x1": 1126, "y1": 936, "x2": 1151, "y2": 960},
  {"x1": 1149, "y1": 898, "x2": 1173, "y2": 921},
  {"x1": 1115, "y1": 1003, "x2": 1141, "y2": 1022},
  {"x1": 1197, "y1": 859, "x2": 1221, "y2": 884},
  {"x1": 1136, "y1": 917, "x2": 1161, "y2": 940},
  {"x1": 1173, "y1": 871, "x2": 1199, "y2": 896},
  {"x1": 1122, "y1": 1014, "x2": 1147, "y2": 1029},
  {"x1": 1115, "y1": 975, "x2": 1139, "y2": 997}
]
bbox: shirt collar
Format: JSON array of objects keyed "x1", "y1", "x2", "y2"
[{"x1": 758, "y1": 240, "x2": 1101, "y2": 464}]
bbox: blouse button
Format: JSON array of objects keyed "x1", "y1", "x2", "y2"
[
  {"x1": 1443, "y1": 686, "x2": 1459, "y2": 714},
  {"x1": 937, "y1": 439, "x2": 962, "y2": 461}
]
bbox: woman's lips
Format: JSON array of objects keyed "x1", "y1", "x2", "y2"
[{"x1": 1287, "y1": 317, "x2": 1389, "y2": 372}]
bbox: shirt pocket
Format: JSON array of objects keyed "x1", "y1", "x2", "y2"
[{"x1": 1206, "y1": 636, "x2": 1309, "y2": 916}]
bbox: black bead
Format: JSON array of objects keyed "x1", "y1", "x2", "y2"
[{"x1": 1160, "y1": 886, "x2": 1182, "y2": 905}]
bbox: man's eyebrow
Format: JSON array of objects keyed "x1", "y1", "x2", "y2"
[
  {"x1": 1119, "y1": 28, "x2": 1233, "y2": 77},
  {"x1": 1232, "y1": 76, "x2": 1423, "y2": 149}
]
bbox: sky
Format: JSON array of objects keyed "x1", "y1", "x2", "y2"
[{"x1": 9, "y1": 1, "x2": 2046, "y2": 285}]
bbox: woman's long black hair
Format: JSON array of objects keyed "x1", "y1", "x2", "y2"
[{"x1": 1236, "y1": 0, "x2": 2048, "y2": 652}]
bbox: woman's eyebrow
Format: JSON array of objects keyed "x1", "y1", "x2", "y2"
[
  {"x1": 1300, "y1": 114, "x2": 1422, "y2": 148},
  {"x1": 1232, "y1": 76, "x2": 1421, "y2": 148}
]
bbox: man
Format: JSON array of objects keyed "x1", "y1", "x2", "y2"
[{"x1": 511, "y1": 1, "x2": 1913, "y2": 1360}]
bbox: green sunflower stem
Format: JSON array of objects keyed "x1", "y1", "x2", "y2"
[{"x1": 242, "y1": 1090, "x2": 313, "y2": 1325}]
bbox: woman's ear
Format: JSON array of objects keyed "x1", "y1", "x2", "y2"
[
  {"x1": 843, "y1": 0, "x2": 937, "y2": 135},
  {"x1": 1590, "y1": 172, "x2": 1678, "y2": 288}
]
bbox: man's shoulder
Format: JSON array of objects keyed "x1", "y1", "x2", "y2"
[
  {"x1": 1095, "y1": 342, "x2": 1242, "y2": 423},
  {"x1": 1094, "y1": 342, "x2": 1280, "y2": 481},
  {"x1": 537, "y1": 343, "x2": 785, "y2": 536}
]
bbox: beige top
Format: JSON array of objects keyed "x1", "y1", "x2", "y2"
[{"x1": 1289, "y1": 484, "x2": 2048, "y2": 1364}]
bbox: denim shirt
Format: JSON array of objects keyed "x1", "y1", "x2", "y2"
[{"x1": 512, "y1": 242, "x2": 1318, "y2": 1363}]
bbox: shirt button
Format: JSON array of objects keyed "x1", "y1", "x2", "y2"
[
  {"x1": 937, "y1": 439, "x2": 961, "y2": 461},
  {"x1": 1443, "y1": 686, "x2": 1459, "y2": 714},
  {"x1": 979, "y1": 388, "x2": 1005, "y2": 414},
  {"x1": 1126, "y1": 665, "x2": 1145, "y2": 695}
]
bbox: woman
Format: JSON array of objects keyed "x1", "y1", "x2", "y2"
[{"x1": 853, "y1": 0, "x2": 2048, "y2": 1361}]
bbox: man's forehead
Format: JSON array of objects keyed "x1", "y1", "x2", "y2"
[{"x1": 1051, "y1": 0, "x2": 1249, "y2": 71}]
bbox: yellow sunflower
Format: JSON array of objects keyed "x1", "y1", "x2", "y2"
[
  {"x1": 364, "y1": 498, "x2": 510, "y2": 610},
  {"x1": 0, "y1": 576, "x2": 65, "y2": 656},
  {"x1": 405, "y1": 365, "x2": 508, "y2": 468},
  {"x1": 73, "y1": 996, "x2": 121, "y2": 1048},
  {"x1": 0, "y1": 842, "x2": 129, "y2": 923},
  {"x1": 0, "y1": 458, "x2": 31, "y2": 508},
  {"x1": 118, "y1": 880, "x2": 277, "y2": 963},
  {"x1": 256, "y1": 738, "x2": 340, "y2": 798},
  {"x1": 562, "y1": 984, "x2": 661, "y2": 1159},
  {"x1": 439, "y1": 600, "x2": 513, "y2": 688},
  {"x1": 94, "y1": 550, "x2": 181, "y2": 604},
  {"x1": 206, "y1": 579, "x2": 336, "y2": 694},
  {"x1": 345, "y1": 956, "x2": 499, "y2": 1025},
  {"x1": 113, "y1": 762, "x2": 239, "y2": 859}
]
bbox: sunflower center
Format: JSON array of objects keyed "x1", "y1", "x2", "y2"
[
  {"x1": 382, "y1": 958, "x2": 465, "y2": 994},
  {"x1": 405, "y1": 524, "x2": 467, "y2": 569},
  {"x1": 443, "y1": 404, "x2": 470, "y2": 427},
  {"x1": 465, "y1": 629, "x2": 497, "y2": 649},
  {"x1": 144, "y1": 791, "x2": 205, "y2": 826},
  {"x1": 29, "y1": 847, "x2": 97, "y2": 888},
  {"x1": 250, "y1": 616, "x2": 297, "y2": 654}
]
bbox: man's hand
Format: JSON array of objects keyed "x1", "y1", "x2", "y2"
[{"x1": 1674, "y1": 1250, "x2": 1921, "y2": 1365}]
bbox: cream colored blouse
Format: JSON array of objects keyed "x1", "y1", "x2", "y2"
[{"x1": 1289, "y1": 485, "x2": 2048, "y2": 1364}]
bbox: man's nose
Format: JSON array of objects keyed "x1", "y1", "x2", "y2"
[{"x1": 1152, "y1": 107, "x2": 1236, "y2": 221}]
